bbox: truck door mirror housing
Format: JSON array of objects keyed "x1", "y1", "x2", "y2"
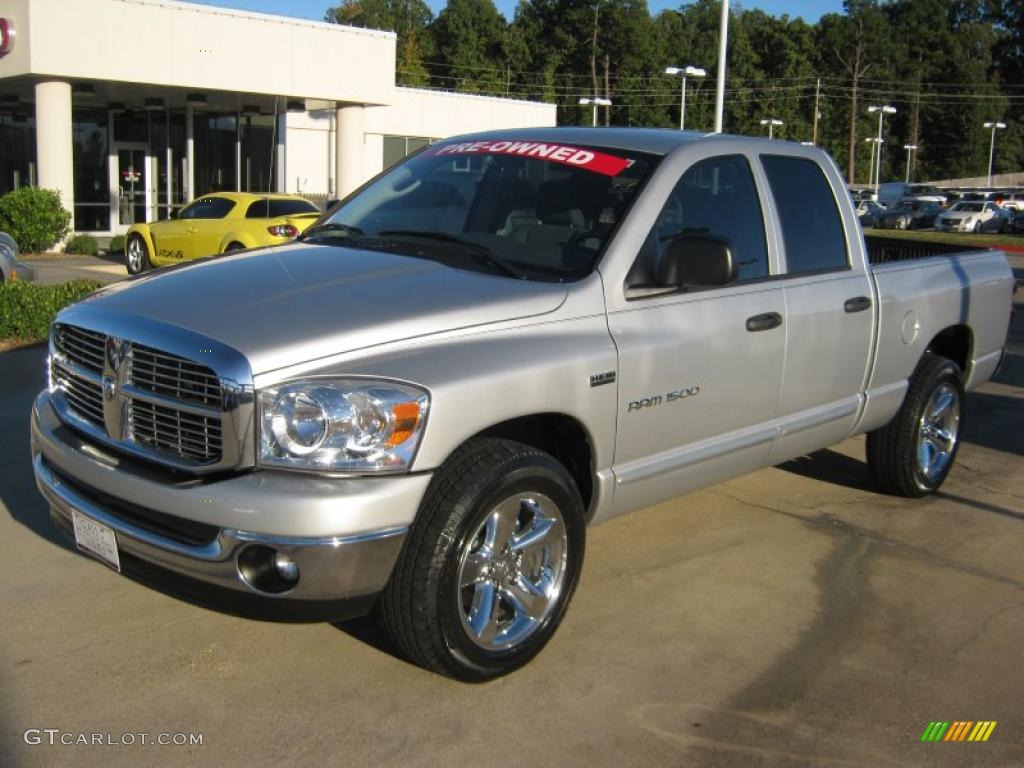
[{"x1": 659, "y1": 234, "x2": 737, "y2": 289}]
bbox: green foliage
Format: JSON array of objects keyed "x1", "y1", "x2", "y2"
[
  {"x1": 108, "y1": 235, "x2": 126, "y2": 255},
  {"x1": 0, "y1": 279, "x2": 102, "y2": 342},
  {"x1": 0, "y1": 187, "x2": 72, "y2": 254},
  {"x1": 65, "y1": 234, "x2": 99, "y2": 256}
]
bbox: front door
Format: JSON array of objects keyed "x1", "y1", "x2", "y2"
[
  {"x1": 113, "y1": 145, "x2": 150, "y2": 231},
  {"x1": 608, "y1": 153, "x2": 786, "y2": 517}
]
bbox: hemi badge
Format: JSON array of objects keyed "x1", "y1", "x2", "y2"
[{"x1": 590, "y1": 371, "x2": 616, "y2": 388}]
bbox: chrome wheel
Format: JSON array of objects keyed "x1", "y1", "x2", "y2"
[
  {"x1": 456, "y1": 492, "x2": 568, "y2": 651},
  {"x1": 916, "y1": 382, "x2": 960, "y2": 482},
  {"x1": 126, "y1": 236, "x2": 144, "y2": 272}
]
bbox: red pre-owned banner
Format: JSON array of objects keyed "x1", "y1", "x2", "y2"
[{"x1": 427, "y1": 140, "x2": 630, "y2": 177}]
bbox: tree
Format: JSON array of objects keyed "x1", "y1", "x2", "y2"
[
  {"x1": 431, "y1": 0, "x2": 509, "y2": 93},
  {"x1": 325, "y1": 0, "x2": 435, "y2": 87}
]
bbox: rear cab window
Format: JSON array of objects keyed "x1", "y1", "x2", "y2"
[{"x1": 761, "y1": 155, "x2": 849, "y2": 275}]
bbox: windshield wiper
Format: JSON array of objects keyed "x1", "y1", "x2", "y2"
[
  {"x1": 299, "y1": 222, "x2": 364, "y2": 241},
  {"x1": 376, "y1": 230, "x2": 527, "y2": 279}
]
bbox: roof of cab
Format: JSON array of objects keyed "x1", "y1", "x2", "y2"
[
  {"x1": 435, "y1": 126, "x2": 738, "y2": 156},
  {"x1": 195, "y1": 192, "x2": 312, "y2": 203}
]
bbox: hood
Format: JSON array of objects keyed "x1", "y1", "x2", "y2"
[{"x1": 80, "y1": 243, "x2": 568, "y2": 374}]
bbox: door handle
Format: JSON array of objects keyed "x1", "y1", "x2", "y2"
[
  {"x1": 844, "y1": 296, "x2": 872, "y2": 313},
  {"x1": 746, "y1": 312, "x2": 783, "y2": 332}
]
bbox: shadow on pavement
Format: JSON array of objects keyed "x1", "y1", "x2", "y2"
[
  {"x1": 0, "y1": 344, "x2": 72, "y2": 552},
  {"x1": 777, "y1": 449, "x2": 876, "y2": 493}
]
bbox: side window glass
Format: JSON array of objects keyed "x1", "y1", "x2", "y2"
[
  {"x1": 761, "y1": 156, "x2": 848, "y2": 274},
  {"x1": 181, "y1": 198, "x2": 235, "y2": 220},
  {"x1": 628, "y1": 154, "x2": 768, "y2": 291}
]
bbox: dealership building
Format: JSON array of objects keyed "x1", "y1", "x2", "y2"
[{"x1": 0, "y1": 0, "x2": 555, "y2": 235}]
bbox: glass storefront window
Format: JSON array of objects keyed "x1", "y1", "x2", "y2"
[
  {"x1": 241, "y1": 114, "x2": 276, "y2": 193},
  {"x1": 193, "y1": 112, "x2": 237, "y2": 194},
  {"x1": 150, "y1": 110, "x2": 187, "y2": 219},
  {"x1": 72, "y1": 108, "x2": 110, "y2": 232},
  {"x1": 0, "y1": 111, "x2": 36, "y2": 196}
]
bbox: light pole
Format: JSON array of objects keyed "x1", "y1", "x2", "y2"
[
  {"x1": 867, "y1": 105, "x2": 896, "y2": 190},
  {"x1": 983, "y1": 121, "x2": 1006, "y2": 187},
  {"x1": 903, "y1": 144, "x2": 917, "y2": 183},
  {"x1": 665, "y1": 65, "x2": 706, "y2": 130},
  {"x1": 579, "y1": 97, "x2": 612, "y2": 127},
  {"x1": 714, "y1": 0, "x2": 728, "y2": 133},
  {"x1": 759, "y1": 118, "x2": 783, "y2": 139},
  {"x1": 865, "y1": 137, "x2": 882, "y2": 190}
]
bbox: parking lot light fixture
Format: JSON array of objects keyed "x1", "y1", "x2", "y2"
[
  {"x1": 983, "y1": 121, "x2": 1007, "y2": 187},
  {"x1": 759, "y1": 118, "x2": 783, "y2": 139},
  {"x1": 903, "y1": 144, "x2": 917, "y2": 183},
  {"x1": 867, "y1": 105, "x2": 896, "y2": 190},
  {"x1": 579, "y1": 96, "x2": 612, "y2": 127},
  {"x1": 665, "y1": 65, "x2": 706, "y2": 130}
]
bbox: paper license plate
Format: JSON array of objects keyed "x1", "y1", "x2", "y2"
[{"x1": 71, "y1": 509, "x2": 121, "y2": 572}]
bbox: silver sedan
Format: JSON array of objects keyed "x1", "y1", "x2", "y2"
[{"x1": 0, "y1": 231, "x2": 36, "y2": 282}]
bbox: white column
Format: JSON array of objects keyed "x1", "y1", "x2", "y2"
[
  {"x1": 35, "y1": 80, "x2": 75, "y2": 234},
  {"x1": 185, "y1": 105, "x2": 195, "y2": 200},
  {"x1": 335, "y1": 104, "x2": 365, "y2": 199},
  {"x1": 275, "y1": 114, "x2": 286, "y2": 193}
]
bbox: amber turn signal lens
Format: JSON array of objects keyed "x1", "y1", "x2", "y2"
[{"x1": 387, "y1": 402, "x2": 422, "y2": 447}]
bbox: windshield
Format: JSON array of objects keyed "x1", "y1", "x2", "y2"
[
  {"x1": 308, "y1": 140, "x2": 658, "y2": 281},
  {"x1": 952, "y1": 202, "x2": 982, "y2": 212}
]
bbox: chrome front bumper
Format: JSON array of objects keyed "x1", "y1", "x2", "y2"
[{"x1": 31, "y1": 391, "x2": 431, "y2": 602}]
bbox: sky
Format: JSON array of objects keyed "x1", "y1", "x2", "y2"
[{"x1": 182, "y1": 0, "x2": 846, "y2": 25}]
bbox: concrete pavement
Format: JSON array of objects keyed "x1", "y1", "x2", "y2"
[
  {"x1": 22, "y1": 255, "x2": 127, "y2": 286},
  {"x1": 0, "y1": 280, "x2": 1021, "y2": 767}
]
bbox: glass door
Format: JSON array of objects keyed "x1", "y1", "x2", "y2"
[{"x1": 112, "y1": 144, "x2": 150, "y2": 231}]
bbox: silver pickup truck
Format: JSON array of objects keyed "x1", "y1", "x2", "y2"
[{"x1": 31, "y1": 128, "x2": 1014, "y2": 681}]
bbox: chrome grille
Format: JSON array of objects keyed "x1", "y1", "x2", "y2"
[
  {"x1": 52, "y1": 364, "x2": 105, "y2": 424},
  {"x1": 130, "y1": 343, "x2": 221, "y2": 408},
  {"x1": 52, "y1": 323, "x2": 225, "y2": 466},
  {"x1": 129, "y1": 400, "x2": 222, "y2": 463},
  {"x1": 55, "y1": 324, "x2": 105, "y2": 373}
]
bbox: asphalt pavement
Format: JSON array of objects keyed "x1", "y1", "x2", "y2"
[{"x1": 0, "y1": 260, "x2": 1021, "y2": 767}]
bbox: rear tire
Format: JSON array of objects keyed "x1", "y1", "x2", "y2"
[
  {"x1": 125, "y1": 234, "x2": 151, "y2": 274},
  {"x1": 866, "y1": 354, "x2": 964, "y2": 497},
  {"x1": 225, "y1": 242, "x2": 246, "y2": 252},
  {"x1": 382, "y1": 438, "x2": 586, "y2": 681}
]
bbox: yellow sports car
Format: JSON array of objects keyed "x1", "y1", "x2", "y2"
[{"x1": 124, "y1": 192, "x2": 321, "y2": 274}]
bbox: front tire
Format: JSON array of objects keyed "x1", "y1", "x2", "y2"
[
  {"x1": 382, "y1": 438, "x2": 586, "y2": 681},
  {"x1": 866, "y1": 354, "x2": 964, "y2": 497},
  {"x1": 125, "y1": 234, "x2": 151, "y2": 274}
]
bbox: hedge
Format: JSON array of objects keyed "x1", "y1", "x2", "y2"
[
  {"x1": 66, "y1": 234, "x2": 99, "y2": 256},
  {"x1": 0, "y1": 187, "x2": 72, "y2": 253},
  {"x1": 108, "y1": 234, "x2": 126, "y2": 255},
  {"x1": 0, "y1": 279, "x2": 103, "y2": 342}
]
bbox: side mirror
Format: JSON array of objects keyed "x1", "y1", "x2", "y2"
[
  {"x1": 168, "y1": 207, "x2": 179, "y2": 220},
  {"x1": 658, "y1": 234, "x2": 737, "y2": 289}
]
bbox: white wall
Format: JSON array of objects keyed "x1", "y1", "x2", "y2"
[
  {"x1": 0, "y1": 0, "x2": 396, "y2": 105},
  {"x1": 286, "y1": 89, "x2": 558, "y2": 196}
]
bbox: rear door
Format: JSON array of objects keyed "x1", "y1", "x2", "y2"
[
  {"x1": 189, "y1": 197, "x2": 238, "y2": 257},
  {"x1": 759, "y1": 155, "x2": 875, "y2": 464},
  {"x1": 608, "y1": 153, "x2": 786, "y2": 515}
]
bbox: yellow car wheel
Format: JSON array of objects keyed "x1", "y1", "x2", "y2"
[{"x1": 126, "y1": 234, "x2": 151, "y2": 275}]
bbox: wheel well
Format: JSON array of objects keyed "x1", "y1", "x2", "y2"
[
  {"x1": 476, "y1": 414, "x2": 595, "y2": 518},
  {"x1": 926, "y1": 325, "x2": 972, "y2": 375}
]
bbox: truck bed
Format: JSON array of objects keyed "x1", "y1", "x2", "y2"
[{"x1": 864, "y1": 235, "x2": 983, "y2": 265}]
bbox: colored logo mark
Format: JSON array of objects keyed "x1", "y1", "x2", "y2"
[{"x1": 920, "y1": 721, "x2": 997, "y2": 742}]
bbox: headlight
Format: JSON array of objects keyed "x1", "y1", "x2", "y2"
[{"x1": 258, "y1": 379, "x2": 428, "y2": 473}]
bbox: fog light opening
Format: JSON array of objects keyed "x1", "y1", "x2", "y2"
[{"x1": 237, "y1": 545, "x2": 300, "y2": 594}]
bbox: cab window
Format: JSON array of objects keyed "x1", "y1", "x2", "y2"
[
  {"x1": 180, "y1": 197, "x2": 235, "y2": 220},
  {"x1": 761, "y1": 156, "x2": 848, "y2": 274},
  {"x1": 627, "y1": 154, "x2": 769, "y2": 294}
]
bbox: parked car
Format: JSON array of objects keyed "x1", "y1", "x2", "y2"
[
  {"x1": 32, "y1": 129, "x2": 1014, "y2": 681},
  {"x1": 856, "y1": 200, "x2": 886, "y2": 228},
  {"x1": 935, "y1": 201, "x2": 1012, "y2": 233},
  {"x1": 877, "y1": 182, "x2": 947, "y2": 207},
  {"x1": 124, "y1": 192, "x2": 321, "y2": 274},
  {"x1": 875, "y1": 200, "x2": 943, "y2": 230},
  {"x1": 0, "y1": 231, "x2": 36, "y2": 283},
  {"x1": 997, "y1": 191, "x2": 1024, "y2": 212},
  {"x1": 1012, "y1": 211, "x2": 1024, "y2": 234}
]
